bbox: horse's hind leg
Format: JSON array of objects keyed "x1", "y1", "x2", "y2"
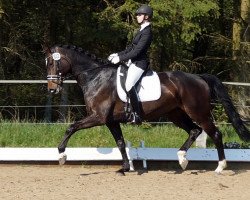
[
  {"x1": 172, "y1": 114, "x2": 226, "y2": 173},
  {"x1": 177, "y1": 127, "x2": 203, "y2": 170},
  {"x1": 106, "y1": 122, "x2": 130, "y2": 174},
  {"x1": 199, "y1": 120, "x2": 226, "y2": 173},
  {"x1": 168, "y1": 110, "x2": 203, "y2": 170}
]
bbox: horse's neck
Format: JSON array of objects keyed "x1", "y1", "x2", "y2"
[{"x1": 74, "y1": 65, "x2": 116, "y2": 92}]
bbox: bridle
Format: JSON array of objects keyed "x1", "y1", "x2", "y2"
[{"x1": 45, "y1": 49, "x2": 72, "y2": 86}]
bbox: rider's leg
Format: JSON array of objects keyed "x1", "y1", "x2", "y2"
[
  {"x1": 127, "y1": 86, "x2": 142, "y2": 124},
  {"x1": 125, "y1": 63, "x2": 144, "y2": 124}
]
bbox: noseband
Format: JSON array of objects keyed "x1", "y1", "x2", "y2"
[{"x1": 46, "y1": 50, "x2": 71, "y2": 85}]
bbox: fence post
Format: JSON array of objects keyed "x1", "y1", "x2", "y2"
[
  {"x1": 195, "y1": 130, "x2": 207, "y2": 148},
  {"x1": 126, "y1": 141, "x2": 135, "y2": 171},
  {"x1": 140, "y1": 141, "x2": 147, "y2": 169}
]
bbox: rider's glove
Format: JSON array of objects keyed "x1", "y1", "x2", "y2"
[
  {"x1": 110, "y1": 55, "x2": 120, "y2": 64},
  {"x1": 108, "y1": 53, "x2": 118, "y2": 61}
]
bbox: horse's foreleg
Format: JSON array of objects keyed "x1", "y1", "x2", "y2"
[
  {"x1": 57, "y1": 125, "x2": 75, "y2": 165},
  {"x1": 58, "y1": 125, "x2": 76, "y2": 154},
  {"x1": 106, "y1": 122, "x2": 130, "y2": 174},
  {"x1": 58, "y1": 115, "x2": 104, "y2": 165}
]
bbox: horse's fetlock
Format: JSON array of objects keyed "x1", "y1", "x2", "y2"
[
  {"x1": 117, "y1": 140, "x2": 125, "y2": 148},
  {"x1": 123, "y1": 162, "x2": 130, "y2": 171},
  {"x1": 58, "y1": 147, "x2": 65, "y2": 154}
]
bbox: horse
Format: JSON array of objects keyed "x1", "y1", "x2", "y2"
[{"x1": 44, "y1": 44, "x2": 250, "y2": 174}]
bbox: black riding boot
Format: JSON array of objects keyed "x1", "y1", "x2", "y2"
[{"x1": 127, "y1": 87, "x2": 142, "y2": 125}]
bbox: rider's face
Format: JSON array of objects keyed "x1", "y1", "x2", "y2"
[{"x1": 136, "y1": 14, "x2": 145, "y2": 24}]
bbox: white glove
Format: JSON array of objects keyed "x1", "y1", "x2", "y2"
[
  {"x1": 108, "y1": 53, "x2": 118, "y2": 61},
  {"x1": 110, "y1": 55, "x2": 120, "y2": 64}
]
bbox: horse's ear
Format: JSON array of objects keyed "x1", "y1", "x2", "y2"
[{"x1": 41, "y1": 44, "x2": 51, "y2": 53}]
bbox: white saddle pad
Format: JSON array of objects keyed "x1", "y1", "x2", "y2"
[{"x1": 116, "y1": 66, "x2": 161, "y2": 102}]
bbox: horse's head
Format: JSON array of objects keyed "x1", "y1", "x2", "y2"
[{"x1": 44, "y1": 46, "x2": 72, "y2": 94}]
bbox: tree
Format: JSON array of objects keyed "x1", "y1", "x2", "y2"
[{"x1": 97, "y1": 0, "x2": 220, "y2": 71}]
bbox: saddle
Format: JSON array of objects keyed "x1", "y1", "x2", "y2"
[{"x1": 116, "y1": 65, "x2": 161, "y2": 102}]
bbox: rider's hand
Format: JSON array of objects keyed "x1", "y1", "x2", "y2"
[
  {"x1": 108, "y1": 53, "x2": 118, "y2": 61},
  {"x1": 110, "y1": 56, "x2": 120, "y2": 64}
]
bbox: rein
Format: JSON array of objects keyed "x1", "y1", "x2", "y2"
[{"x1": 46, "y1": 46, "x2": 125, "y2": 86}]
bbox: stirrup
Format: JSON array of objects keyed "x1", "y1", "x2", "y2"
[{"x1": 128, "y1": 112, "x2": 142, "y2": 125}]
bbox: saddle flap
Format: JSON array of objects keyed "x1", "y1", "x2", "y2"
[{"x1": 116, "y1": 66, "x2": 161, "y2": 102}]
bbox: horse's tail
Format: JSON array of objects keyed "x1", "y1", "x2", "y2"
[{"x1": 200, "y1": 74, "x2": 250, "y2": 142}]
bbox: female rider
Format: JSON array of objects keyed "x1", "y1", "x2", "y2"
[{"x1": 108, "y1": 4, "x2": 153, "y2": 124}]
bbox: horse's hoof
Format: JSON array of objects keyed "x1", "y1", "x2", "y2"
[
  {"x1": 215, "y1": 168, "x2": 222, "y2": 174},
  {"x1": 58, "y1": 153, "x2": 67, "y2": 165},
  {"x1": 116, "y1": 169, "x2": 126, "y2": 176},
  {"x1": 137, "y1": 169, "x2": 148, "y2": 175},
  {"x1": 177, "y1": 150, "x2": 188, "y2": 170},
  {"x1": 123, "y1": 163, "x2": 130, "y2": 172},
  {"x1": 179, "y1": 159, "x2": 188, "y2": 170},
  {"x1": 214, "y1": 159, "x2": 227, "y2": 174},
  {"x1": 123, "y1": 167, "x2": 130, "y2": 172}
]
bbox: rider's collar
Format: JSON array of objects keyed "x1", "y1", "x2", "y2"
[{"x1": 140, "y1": 22, "x2": 151, "y2": 31}]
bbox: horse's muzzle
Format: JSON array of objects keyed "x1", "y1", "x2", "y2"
[
  {"x1": 47, "y1": 75, "x2": 63, "y2": 94},
  {"x1": 48, "y1": 86, "x2": 62, "y2": 94},
  {"x1": 47, "y1": 80, "x2": 62, "y2": 94}
]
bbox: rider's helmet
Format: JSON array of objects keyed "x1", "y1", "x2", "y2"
[{"x1": 135, "y1": 4, "x2": 153, "y2": 19}]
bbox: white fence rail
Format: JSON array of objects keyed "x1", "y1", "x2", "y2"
[
  {"x1": 0, "y1": 80, "x2": 250, "y2": 86},
  {"x1": 1, "y1": 147, "x2": 250, "y2": 170},
  {"x1": 1, "y1": 147, "x2": 250, "y2": 162}
]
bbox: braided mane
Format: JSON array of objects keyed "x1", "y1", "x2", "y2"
[{"x1": 55, "y1": 44, "x2": 111, "y2": 66}]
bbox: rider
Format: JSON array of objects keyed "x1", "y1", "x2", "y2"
[{"x1": 108, "y1": 4, "x2": 153, "y2": 124}]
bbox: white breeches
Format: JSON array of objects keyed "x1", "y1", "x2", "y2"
[{"x1": 125, "y1": 62, "x2": 144, "y2": 92}]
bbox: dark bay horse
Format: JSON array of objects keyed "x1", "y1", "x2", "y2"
[{"x1": 44, "y1": 45, "x2": 250, "y2": 174}]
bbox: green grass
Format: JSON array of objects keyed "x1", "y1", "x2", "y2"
[{"x1": 0, "y1": 122, "x2": 248, "y2": 148}]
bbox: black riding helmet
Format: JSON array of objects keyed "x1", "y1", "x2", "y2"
[{"x1": 135, "y1": 4, "x2": 153, "y2": 18}]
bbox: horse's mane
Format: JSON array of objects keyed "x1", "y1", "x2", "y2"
[{"x1": 54, "y1": 44, "x2": 113, "y2": 67}]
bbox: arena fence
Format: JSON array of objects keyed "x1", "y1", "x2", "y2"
[{"x1": 1, "y1": 142, "x2": 250, "y2": 170}]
